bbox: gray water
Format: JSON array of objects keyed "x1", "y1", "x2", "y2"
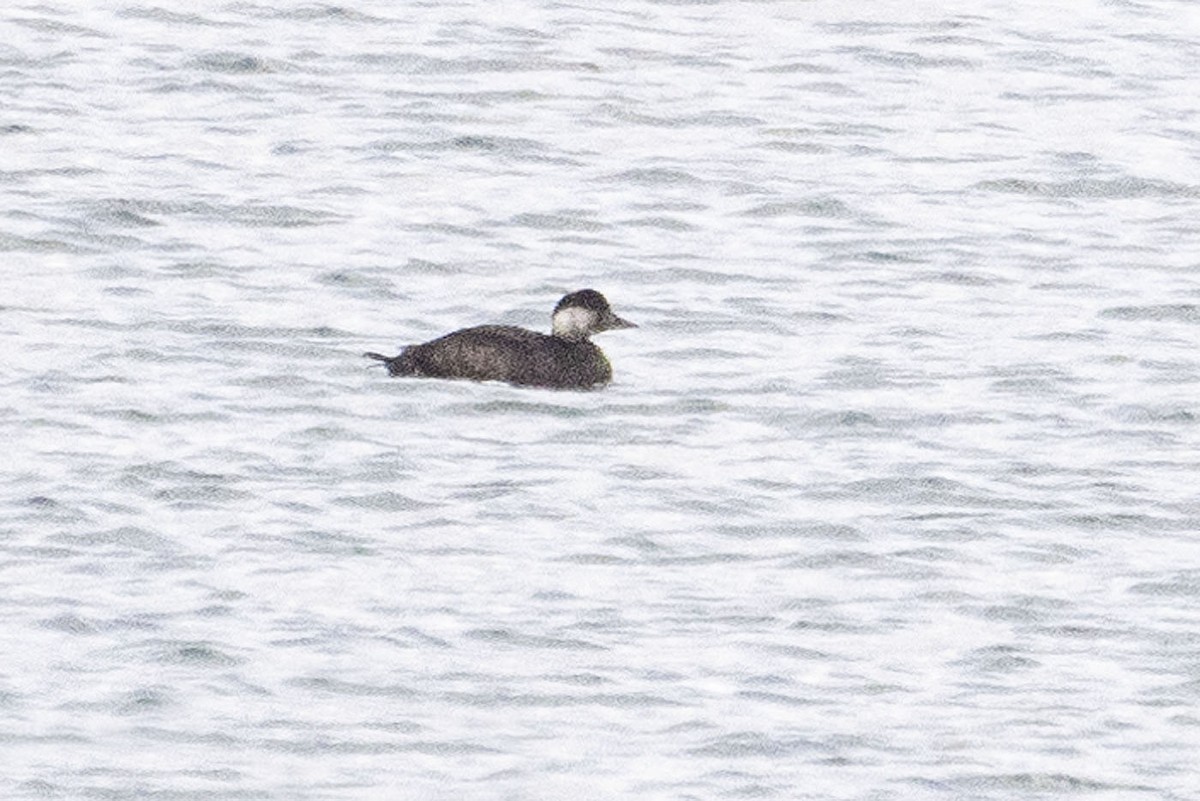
[{"x1": 4, "y1": 2, "x2": 1200, "y2": 799}]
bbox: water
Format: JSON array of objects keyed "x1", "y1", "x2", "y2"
[{"x1": 4, "y1": 2, "x2": 1200, "y2": 799}]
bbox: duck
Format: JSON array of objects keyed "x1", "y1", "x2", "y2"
[{"x1": 364, "y1": 289, "x2": 636, "y2": 389}]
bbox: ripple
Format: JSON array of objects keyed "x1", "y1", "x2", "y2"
[
  {"x1": 602, "y1": 167, "x2": 704, "y2": 186},
  {"x1": 188, "y1": 51, "x2": 277, "y2": 74},
  {"x1": 743, "y1": 198, "x2": 855, "y2": 218},
  {"x1": 463, "y1": 628, "x2": 606, "y2": 651},
  {"x1": 116, "y1": 7, "x2": 242, "y2": 27},
  {"x1": 952, "y1": 644, "x2": 1040, "y2": 673},
  {"x1": 937, "y1": 772, "x2": 1131, "y2": 793},
  {"x1": 1101, "y1": 304, "x2": 1200, "y2": 323},
  {"x1": 976, "y1": 176, "x2": 1200, "y2": 199},
  {"x1": 332, "y1": 492, "x2": 431, "y2": 511},
  {"x1": 1128, "y1": 572, "x2": 1200, "y2": 597},
  {"x1": 688, "y1": 732, "x2": 824, "y2": 758}
]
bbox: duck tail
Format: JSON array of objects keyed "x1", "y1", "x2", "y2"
[
  {"x1": 363, "y1": 351, "x2": 397, "y2": 372},
  {"x1": 363, "y1": 351, "x2": 415, "y2": 377}
]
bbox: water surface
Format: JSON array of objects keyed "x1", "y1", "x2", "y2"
[{"x1": 4, "y1": 2, "x2": 1200, "y2": 799}]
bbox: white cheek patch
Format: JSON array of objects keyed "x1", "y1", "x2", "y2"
[{"x1": 553, "y1": 306, "x2": 594, "y2": 337}]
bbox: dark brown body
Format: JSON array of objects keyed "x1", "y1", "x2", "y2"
[{"x1": 366, "y1": 325, "x2": 613, "y2": 390}]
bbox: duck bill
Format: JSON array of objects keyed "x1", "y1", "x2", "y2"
[{"x1": 601, "y1": 312, "x2": 637, "y2": 331}]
